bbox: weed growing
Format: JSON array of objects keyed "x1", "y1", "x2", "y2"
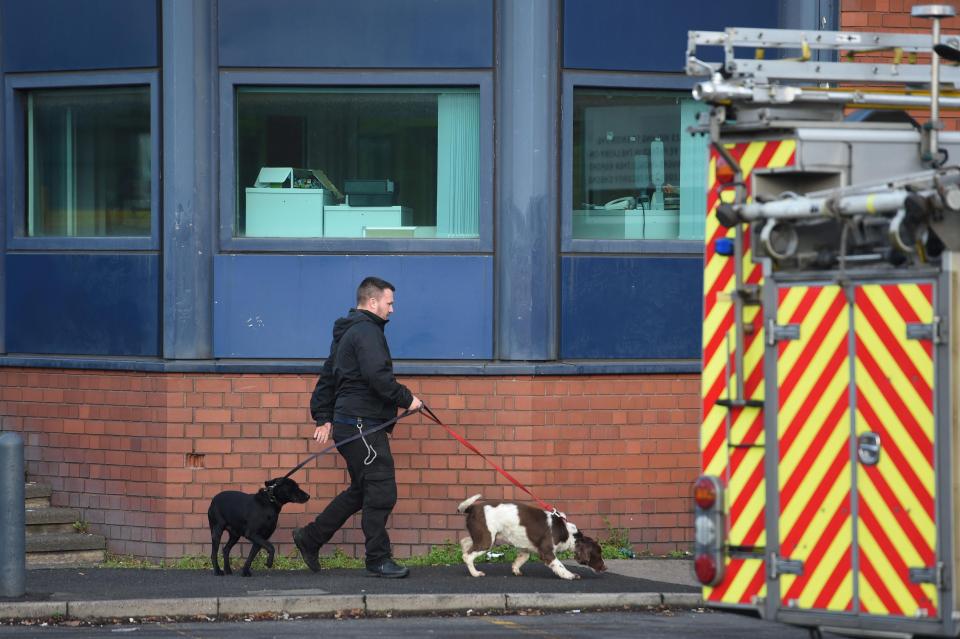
[{"x1": 598, "y1": 516, "x2": 636, "y2": 559}]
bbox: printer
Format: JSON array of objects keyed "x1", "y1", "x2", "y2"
[{"x1": 344, "y1": 179, "x2": 395, "y2": 207}]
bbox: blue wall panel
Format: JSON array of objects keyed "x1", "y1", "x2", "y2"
[
  {"x1": 219, "y1": 0, "x2": 493, "y2": 69},
  {"x1": 6, "y1": 254, "x2": 159, "y2": 356},
  {"x1": 2, "y1": 0, "x2": 158, "y2": 72},
  {"x1": 563, "y1": 0, "x2": 780, "y2": 72},
  {"x1": 214, "y1": 255, "x2": 493, "y2": 359},
  {"x1": 561, "y1": 256, "x2": 703, "y2": 359}
]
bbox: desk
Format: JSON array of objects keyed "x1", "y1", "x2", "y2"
[
  {"x1": 572, "y1": 209, "x2": 679, "y2": 240},
  {"x1": 572, "y1": 209, "x2": 625, "y2": 239},
  {"x1": 245, "y1": 188, "x2": 332, "y2": 237},
  {"x1": 364, "y1": 226, "x2": 437, "y2": 238},
  {"x1": 624, "y1": 209, "x2": 679, "y2": 240},
  {"x1": 323, "y1": 206, "x2": 413, "y2": 238}
]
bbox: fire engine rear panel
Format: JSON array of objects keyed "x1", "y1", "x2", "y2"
[
  {"x1": 699, "y1": 132, "x2": 958, "y2": 625},
  {"x1": 775, "y1": 284, "x2": 853, "y2": 613},
  {"x1": 853, "y1": 283, "x2": 937, "y2": 617},
  {"x1": 691, "y1": 21, "x2": 960, "y2": 637},
  {"x1": 768, "y1": 277, "x2": 945, "y2": 636},
  {"x1": 700, "y1": 139, "x2": 795, "y2": 606}
]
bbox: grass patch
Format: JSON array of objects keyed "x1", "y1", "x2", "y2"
[
  {"x1": 103, "y1": 548, "x2": 365, "y2": 572},
  {"x1": 399, "y1": 540, "x2": 463, "y2": 566},
  {"x1": 319, "y1": 548, "x2": 364, "y2": 569},
  {"x1": 100, "y1": 554, "x2": 163, "y2": 569},
  {"x1": 103, "y1": 542, "x2": 536, "y2": 572},
  {"x1": 97, "y1": 520, "x2": 676, "y2": 572}
]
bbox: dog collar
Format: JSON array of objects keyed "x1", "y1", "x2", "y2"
[{"x1": 259, "y1": 485, "x2": 280, "y2": 506}]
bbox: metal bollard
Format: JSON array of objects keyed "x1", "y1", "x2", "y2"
[{"x1": 0, "y1": 433, "x2": 25, "y2": 597}]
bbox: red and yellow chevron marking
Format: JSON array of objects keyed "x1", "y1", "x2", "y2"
[
  {"x1": 700, "y1": 139, "x2": 795, "y2": 606},
  {"x1": 854, "y1": 283, "x2": 937, "y2": 618},
  {"x1": 776, "y1": 285, "x2": 853, "y2": 612},
  {"x1": 702, "y1": 557, "x2": 767, "y2": 607}
]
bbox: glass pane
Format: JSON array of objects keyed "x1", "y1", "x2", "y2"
[
  {"x1": 572, "y1": 89, "x2": 707, "y2": 240},
  {"x1": 235, "y1": 87, "x2": 480, "y2": 239},
  {"x1": 27, "y1": 87, "x2": 152, "y2": 237}
]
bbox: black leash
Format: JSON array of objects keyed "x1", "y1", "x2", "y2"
[{"x1": 283, "y1": 408, "x2": 419, "y2": 479}]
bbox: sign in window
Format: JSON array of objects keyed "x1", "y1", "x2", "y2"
[{"x1": 572, "y1": 89, "x2": 707, "y2": 241}]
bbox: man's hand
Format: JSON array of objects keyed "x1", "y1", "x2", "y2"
[
  {"x1": 314, "y1": 422, "x2": 331, "y2": 443},
  {"x1": 408, "y1": 395, "x2": 423, "y2": 411}
]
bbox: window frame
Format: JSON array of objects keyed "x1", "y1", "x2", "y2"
[
  {"x1": 219, "y1": 70, "x2": 493, "y2": 253},
  {"x1": 5, "y1": 71, "x2": 161, "y2": 250},
  {"x1": 562, "y1": 71, "x2": 704, "y2": 254}
]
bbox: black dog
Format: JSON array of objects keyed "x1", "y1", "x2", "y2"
[{"x1": 207, "y1": 477, "x2": 310, "y2": 577}]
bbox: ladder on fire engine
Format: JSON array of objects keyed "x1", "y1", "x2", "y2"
[
  {"x1": 686, "y1": 5, "x2": 958, "y2": 407},
  {"x1": 686, "y1": 10, "x2": 960, "y2": 102}
]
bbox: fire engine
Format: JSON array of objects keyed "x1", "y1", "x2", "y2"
[{"x1": 689, "y1": 5, "x2": 960, "y2": 637}]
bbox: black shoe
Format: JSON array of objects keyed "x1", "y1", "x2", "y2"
[
  {"x1": 366, "y1": 559, "x2": 409, "y2": 579},
  {"x1": 292, "y1": 528, "x2": 321, "y2": 573}
]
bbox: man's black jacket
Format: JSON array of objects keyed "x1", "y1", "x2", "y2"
[{"x1": 310, "y1": 309, "x2": 414, "y2": 426}]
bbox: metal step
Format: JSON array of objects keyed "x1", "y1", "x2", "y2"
[
  {"x1": 25, "y1": 482, "x2": 51, "y2": 509},
  {"x1": 26, "y1": 532, "x2": 106, "y2": 569},
  {"x1": 26, "y1": 507, "x2": 82, "y2": 535}
]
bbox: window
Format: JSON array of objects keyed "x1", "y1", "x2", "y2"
[
  {"x1": 571, "y1": 89, "x2": 707, "y2": 241},
  {"x1": 26, "y1": 86, "x2": 151, "y2": 237},
  {"x1": 235, "y1": 87, "x2": 480, "y2": 239}
]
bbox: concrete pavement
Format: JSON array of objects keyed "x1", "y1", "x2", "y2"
[{"x1": 0, "y1": 559, "x2": 702, "y2": 623}]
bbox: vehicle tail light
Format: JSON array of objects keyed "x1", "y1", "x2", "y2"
[
  {"x1": 692, "y1": 475, "x2": 724, "y2": 586},
  {"x1": 715, "y1": 156, "x2": 736, "y2": 185},
  {"x1": 694, "y1": 476, "x2": 718, "y2": 509},
  {"x1": 694, "y1": 553, "x2": 718, "y2": 585},
  {"x1": 695, "y1": 513, "x2": 717, "y2": 546}
]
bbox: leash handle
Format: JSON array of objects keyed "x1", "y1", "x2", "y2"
[
  {"x1": 283, "y1": 408, "x2": 418, "y2": 479},
  {"x1": 419, "y1": 403, "x2": 561, "y2": 516}
]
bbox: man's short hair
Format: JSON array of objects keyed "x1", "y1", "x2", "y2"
[{"x1": 356, "y1": 276, "x2": 395, "y2": 306}]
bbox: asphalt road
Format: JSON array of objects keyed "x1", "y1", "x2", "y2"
[{"x1": 0, "y1": 610, "x2": 844, "y2": 638}]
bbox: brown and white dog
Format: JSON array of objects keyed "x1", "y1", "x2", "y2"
[{"x1": 457, "y1": 494, "x2": 606, "y2": 580}]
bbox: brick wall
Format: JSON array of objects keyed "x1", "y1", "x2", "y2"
[
  {"x1": 0, "y1": 368, "x2": 699, "y2": 561},
  {"x1": 842, "y1": 0, "x2": 960, "y2": 32},
  {"x1": 842, "y1": 0, "x2": 960, "y2": 129}
]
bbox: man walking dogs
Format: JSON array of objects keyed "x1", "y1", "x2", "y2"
[{"x1": 293, "y1": 277, "x2": 422, "y2": 578}]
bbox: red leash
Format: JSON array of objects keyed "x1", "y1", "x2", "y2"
[{"x1": 419, "y1": 404, "x2": 563, "y2": 517}]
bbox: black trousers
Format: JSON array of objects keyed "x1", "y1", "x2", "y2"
[{"x1": 302, "y1": 419, "x2": 397, "y2": 566}]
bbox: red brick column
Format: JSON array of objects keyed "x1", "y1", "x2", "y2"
[{"x1": 0, "y1": 368, "x2": 698, "y2": 560}]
